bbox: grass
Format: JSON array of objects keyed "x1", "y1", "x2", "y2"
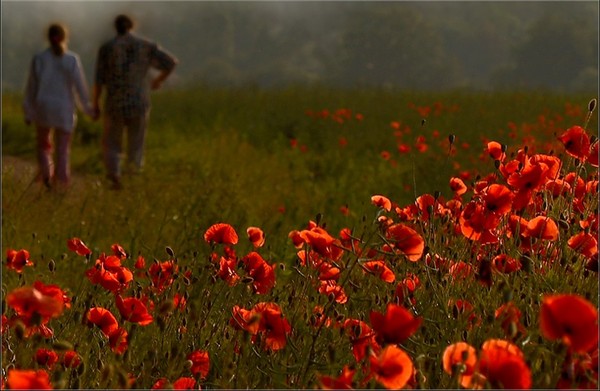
[{"x1": 1, "y1": 87, "x2": 598, "y2": 389}]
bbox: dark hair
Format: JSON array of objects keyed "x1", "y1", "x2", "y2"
[
  {"x1": 48, "y1": 23, "x2": 67, "y2": 56},
  {"x1": 115, "y1": 14, "x2": 134, "y2": 35}
]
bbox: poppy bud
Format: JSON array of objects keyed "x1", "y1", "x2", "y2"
[
  {"x1": 494, "y1": 160, "x2": 501, "y2": 169},
  {"x1": 589, "y1": 98, "x2": 597, "y2": 112},
  {"x1": 421, "y1": 119, "x2": 426, "y2": 126},
  {"x1": 48, "y1": 259, "x2": 56, "y2": 272},
  {"x1": 448, "y1": 134, "x2": 455, "y2": 144},
  {"x1": 52, "y1": 340, "x2": 74, "y2": 351},
  {"x1": 166, "y1": 247, "x2": 175, "y2": 257},
  {"x1": 433, "y1": 190, "x2": 441, "y2": 200},
  {"x1": 502, "y1": 289, "x2": 513, "y2": 303},
  {"x1": 14, "y1": 320, "x2": 25, "y2": 340}
]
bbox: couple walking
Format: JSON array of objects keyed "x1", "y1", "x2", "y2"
[{"x1": 23, "y1": 14, "x2": 178, "y2": 190}]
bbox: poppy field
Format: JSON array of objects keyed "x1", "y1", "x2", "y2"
[{"x1": 1, "y1": 88, "x2": 598, "y2": 389}]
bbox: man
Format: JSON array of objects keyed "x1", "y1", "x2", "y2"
[{"x1": 93, "y1": 14, "x2": 177, "y2": 189}]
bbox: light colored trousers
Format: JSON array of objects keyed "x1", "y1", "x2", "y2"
[
  {"x1": 36, "y1": 127, "x2": 72, "y2": 185},
  {"x1": 102, "y1": 113, "x2": 148, "y2": 178}
]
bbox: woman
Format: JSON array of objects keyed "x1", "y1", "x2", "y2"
[{"x1": 23, "y1": 23, "x2": 95, "y2": 189}]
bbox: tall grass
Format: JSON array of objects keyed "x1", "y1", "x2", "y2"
[{"x1": 1, "y1": 87, "x2": 597, "y2": 389}]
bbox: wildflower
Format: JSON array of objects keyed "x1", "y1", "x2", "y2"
[
  {"x1": 525, "y1": 216, "x2": 559, "y2": 240},
  {"x1": 495, "y1": 302, "x2": 527, "y2": 340},
  {"x1": 111, "y1": 243, "x2": 127, "y2": 259},
  {"x1": 204, "y1": 223, "x2": 239, "y2": 245},
  {"x1": 477, "y1": 339, "x2": 531, "y2": 389},
  {"x1": 6, "y1": 248, "x2": 33, "y2": 273},
  {"x1": 369, "y1": 345, "x2": 414, "y2": 389},
  {"x1": 217, "y1": 255, "x2": 240, "y2": 286},
  {"x1": 343, "y1": 318, "x2": 380, "y2": 362},
  {"x1": 492, "y1": 254, "x2": 521, "y2": 274},
  {"x1": 67, "y1": 238, "x2": 92, "y2": 256},
  {"x1": 558, "y1": 126, "x2": 591, "y2": 161},
  {"x1": 318, "y1": 280, "x2": 348, "y2": 304},
  {"x1": 482, "y1": 184, "x2": 514, "y2": 216},
  {"x1": 172, "y1": 377, "x2": 196, "y2": 389},
  {"x1": 442, "y1": 342, "x2": 477, "y2": 384},
  {"x1": 371, "y1": 195, "x2": 392, "y2": 212},
  {"x1": 241, "y1": 252, "x2": 276, "y2": 294},
  {"x1": 449, "y1": 177, "x2": 468, "y2": 197},
  {"x1": 246, "y1": 226, "x2": 265, "y2": 248},
  {"x1": 62, "y1": 350, "x2": 82, "y2": 368},
  {"x1": 568, "y1": 232, "x2": 598, "y2": 258},
  {"x1": 6, "y1": 284, "x2": 65, "y2": 327},
  {"x1": 188, "y1": 350, "x2": 210, "y2": 379},
  {"x1": 115, "y1": 295, "x2": 153, "y2": 326},
  {"x1": 319, "y1": 365, "x2": 355, "y2": 389},
  {"x1": 6, "y1": 368, "x2": 53, "y2": 389},
  {"x1": 486, "y1": 141, "x2": 506, "y2": 162},
  {"x1": 385, "y1": 223, "x2": 425, "y2": 261},
  {"x1": 540, "y1": 294, "x2": 598, "y2": 353},
  {"x1": 362, "y1": 260, "x2": 395, "y2": 283},
  {"x1": 369, "y1": 303, "x2": 422, "y2": 345},
  {"x1": 231, "y1": 302, "x2": 291, "y2": 351},
  {"x1": 108, "y1": 327, "x2": 129, "y2": 354},
  {"x1": 86, "y1": 307, "x2": 119, "y2": 336},
  {"x1": 35, "y1": 348, "x2": 59, "y2": 368},
  {"x1": 148, "y1": 260, "x2": 178, "y2": 293}
]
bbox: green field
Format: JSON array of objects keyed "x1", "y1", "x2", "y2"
[{"x1": 1, "y1": 88, "x2": 598, "y2": 389}]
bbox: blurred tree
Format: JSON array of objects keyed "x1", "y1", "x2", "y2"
[{"x1": 330, "y1": 3, "x2": 462, "y2": 89}]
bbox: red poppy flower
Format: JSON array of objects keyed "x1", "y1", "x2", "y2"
[
  {"x1": 495, "y1": 302, "x2": 527, "y2": 339},
  {"x1": 370, "y1": 303, "x2": 421, "y2": 345},
  {"x1": 385, "y1": 223, "x2": 425, "y2": 261},
  {"x1": 67, "y1": 238, "x2": 92, "y2": 256},
  {"x1": 6, "y1": 369, "x2": 53, "y2": 390},
  {"x1": 540, "y1": 294, "x2": 598, "y2": 353},
  {"x1": 35, "y1": 348, "x2": 59, "y2": 368},
  {"x1": 371, "y1": 195, "x2": 392, "y2": 212},
  {"x1": 524, "y1": 216, "x2": 559, "y2": 240},
  {"x1": 369, "y1": 345, "x2": 414, "y2": 389},
  {"x1": 301, "y1": 227, "x2": 342, "y2": 261},
  {"x1": 188, "y1": 350, "x2": 210, "y2": 379},
  {"x1": 62, "y1": 350, "x2": 81, "y2": 368},
  {"x1": 558, "y1": 126, "x2": 591, "y2": 161},
  {"x1": 86, "y1": 307, "x2": 119, "y2": 336},
  {"x1": 242, "y1": 252, "x2": 276, "y2": 294},
  {"x1": 151, "y1": 378, "x2": 169, "y2": 389},
  {"x1": 459, "y1": 201, "x2": 499, "y2": 243},
  {"x1": 204, "y1": 223, "x2": 239, "y2": 245},
  {"x1": 362, "y1": 260, "x2": 395, "y2": 283},
  {"x1": 217, "y1": 255, "x2": 240, "y2": 286},
  {"x1": 6, "y1": 248, "x2": 33, "y2": 273},
  {"x1": 482, "y1": 184, "x2": 514, "y2": 216},
  {"x1": 230, "y1": 305, "x2": 261, "y2": 334},
  {"x1": 477, "y1": 339, "x2": 531, "y2": 389},
  {"x1": 134, "y1": 255, "x2": 146, "y2": 270},
  {"x1": 148, "y1": 260, "x2": 178, "y2": 293},
  {"x1": 246, "y1": 227, "x2": 265, "y2": 248},
  {"x1": 449, "y1": 177, "x2": 468, "y2": 197},
  {"x1": 115, "y1": 295, "x2": 153, "y2": 326},
  {"x1": 442, "y1": 342, "x2": 477, "y2": 376},
  {"x1": 318, "y1": 280, "x2": 348, "y2": 304},
  {"x1": 343, "y1": 318, "x2": 380, "y2": 362},
  {"x1": 568, "y1": 232, "x2": 598, "y2": 258},
  {"x1": 111, "y1": 243, "x2": 127, "y2": 259},
  {"x1": 317, "y1": 261, "x2": 341, "y2": 281},
  {"x1": 253, "y1": 302, "x2": 292, "y2": 351},
  {"x1": 319, "y1": 365, "x2": 355, "y2": 389},
  {"x1": 486, "y1": 141, "x2": 506, "y2": 161},
  {"x1": 6, "y1": 285, "x2": 65, "y2": 325},
  {"x1": 108, "y1": 326, "x2": 129, "y2": 354},
  {"x1": 172, "y1": 377, "x2": 196, "y2": 390},
  {"x1": 492, "y1": 254, "x2": 521, "y2": 273}
]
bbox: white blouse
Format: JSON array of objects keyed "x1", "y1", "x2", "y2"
[{"x1": 23, "y1": 48, "x2": 93, "y2": 132}]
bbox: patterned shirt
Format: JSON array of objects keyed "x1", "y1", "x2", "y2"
[{"x1": 95, "y1": 33, "x2": 177, "y2": 117}]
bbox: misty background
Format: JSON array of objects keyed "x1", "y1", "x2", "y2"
[{"x1": 1, "y1": 1, "x2": 598, "y2": 92}]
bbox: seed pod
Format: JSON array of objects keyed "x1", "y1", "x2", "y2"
[{"x1": 52, "y1": 340, "x2": 74, "y2": 351}]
